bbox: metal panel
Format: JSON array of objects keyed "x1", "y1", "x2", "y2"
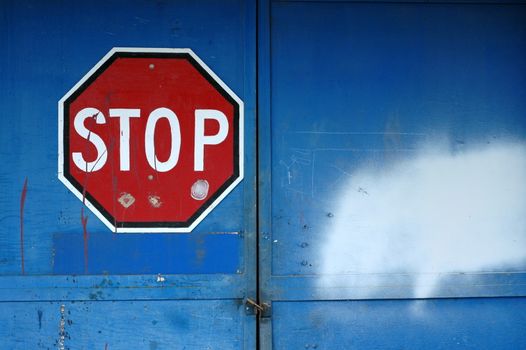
[
  {"x1": 1, "y1": 0, "x2": 256, "y2": 348},
  {"x1": 259, "y1": 0, "x2": 526, "y2": 348}
]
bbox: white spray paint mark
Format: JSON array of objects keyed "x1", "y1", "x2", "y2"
[
  {"x1": 191, "y1": 179, "x2": 209, "y2": 200},
  {"x1": 319, "y1": 140, "x2": 526, "y2": 298},
  {"x1": 117, "y1": 192, "x2": 135, "y2": 208},
  {"x1": 148, "y1": 195, "x2": 162, "y2": 208}
]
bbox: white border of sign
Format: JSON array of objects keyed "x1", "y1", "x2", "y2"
[{"x1": 58, "y1": 47, "x2": 244, "y2": 233}]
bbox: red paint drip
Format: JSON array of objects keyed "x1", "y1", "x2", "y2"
[
  {"x1": 81, "y1": 188, "x2": 89, "y2": 274},
  {"x1": 20, "y1": 178, "x2": 28, "y2": 275},
  {"x1": 81, "y1": 129, "x2": 92, "y2": 274}
]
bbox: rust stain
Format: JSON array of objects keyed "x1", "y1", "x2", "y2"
[{"x1": 20, "y1": 177, "x2": 28, "y2": 274}]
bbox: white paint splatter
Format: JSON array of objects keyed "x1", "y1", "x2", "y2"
[
  {"x1": 319, "y1": 140, "x2": 526, "y2": 298},
  {"x1": 117, "y1": 192, "x2": 135, "y2": 208}
]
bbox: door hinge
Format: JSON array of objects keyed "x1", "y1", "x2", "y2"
[{"x1": 245, "y1": 298, "x2": 271, "y2": 317}]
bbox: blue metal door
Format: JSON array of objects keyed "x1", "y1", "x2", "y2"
[
  {"x1": 258, "y1": 0, "x2": 526, "y2": 348},
  {"x1": 0, "y1": 1, "x2": 256, "y2": 348}
]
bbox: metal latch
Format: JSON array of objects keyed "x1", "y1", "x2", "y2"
[{"x1": 245, "y1": 298, "x2": 271, "y2": 317}]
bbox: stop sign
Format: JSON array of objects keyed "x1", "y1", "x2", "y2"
[{"x1": 58, "y1": 48, "x2": 243, "y2": 233}]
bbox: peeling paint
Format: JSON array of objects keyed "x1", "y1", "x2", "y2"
[
  {"x1": 191, "y1": 179, "x2": 209, "y2": 200},
  {"x1": 118, "y1": 192, "x2": 136, "y2": 208},
  {"x1": 148, "y1": 195, "x2": 162, "y2": 208}
]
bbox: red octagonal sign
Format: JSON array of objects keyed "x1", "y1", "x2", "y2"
[{"x1": 58, "y1": 48, "x2": 244, "y2": 232}]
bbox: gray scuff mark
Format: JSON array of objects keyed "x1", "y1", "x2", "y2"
[
  {"x1": 118, "y1": 192, "x2": 135, "y2": 208},
  {"x1": 319, "y1": 139, "x2": 526, "y2": 298},
  {"x1": 191, "y1": 179, "x2": 209, "y2": 200},
  {"x1": 357, "y1": 187, "x2": 368, "y2": 195},
  {"x1": 148, "y1": 195, "x2": 162, "y2": 208}
]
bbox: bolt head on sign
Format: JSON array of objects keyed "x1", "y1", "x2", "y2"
[{"x1": 58, "y1": 48, "x2": 243, "y2": 233}]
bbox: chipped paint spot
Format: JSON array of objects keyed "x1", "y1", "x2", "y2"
[
  {"x1": 156, "y1": 273, "x2": 165, "y2": 283},
  {"x1": 147, "y1": 174, "x2": 154, "y2": 180},
  {"x1": 118, "y1": 192, "x2": 135, "y2": 208},
  {"x1": 191, "y1": 179, "x2": 209, "y2": 200},
  {"x1": 148, "y1": 195, "x2": 162, "y2": 208}
]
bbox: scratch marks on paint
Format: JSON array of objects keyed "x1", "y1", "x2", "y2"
[
  {"x1": 148, "y1": 195, "x2": 162, "y2": 208},
  {"x1": 20, "y1": 177, "x2": 28, "y2": 275},
  {"x1": 319, "y1": 140, "x2": 526, "y2": 298},
  {"x1": 118, "y1": 192, "x2": 136, "y2": 208},
  {"x1": 280, "y1": 149, "x2": 312, "y2": 194},
  {"x1": 292, "y1": 131, "x2": 427, "y2": 136}
]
